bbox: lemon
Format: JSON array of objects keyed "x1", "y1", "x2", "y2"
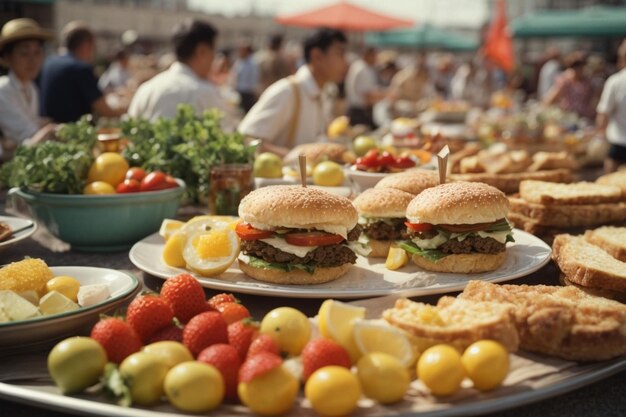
[
  {"x1": 87, "y1": 152, "x2": 129, "y2": 186},
  {"x1": 183, "y1": 229, "x2": 240, "y2": 277},
  {"x1": 162, "y1": 231, "x2": 187, "y2": 268},
  {"x1": 164, "y1": 362, "x2": 224, "y2": 412},
  {"x1": 353, "y1": 320, "x2": 417, "y2": 368},
  {"x1": 417, "y1": 345, "x2": 465, "y2": 396},
  {"x1": 181, "y1": 217, "x2": 232, "y2": 236},
  {"x1": 352, "y1": 135, "x2": 377, "y2": 156},
  {"x1": 385, "y1": 246, "x2": 409, "y2": 271},
  {"x1": 260, "y1": 307, "x2": 311, "y2": 356},
  {"x1": 48, "y1": 337, "x2": 107, "y2": 394},
  {"x1": 312, "y1": 161, "x2": 344, "y2": 187},
  {"x1": 119, "y1": 352, "x2": 169, "y2": 406},
  {"x1": 238, "y1": 365, "x2": 298, "y2": 416},
  {"x1": 159, "y1": 219, "x2": 185, "y2": 241},
  {"x1": 357, "y1": 352, "x2": 410, "y2": 404},
  {"x1": 142, "y1": 341, "x2": 194, "y2": 370},
  {"x1": 461, "y1": 340, "x2": 509, "y2": 391},
  {"x1": 46, "y1": 276, "x2": 81, "y2": 302},
  {"x1": 83, "y1": 181, "x2": 115, "y2": 195},
  {"x1": 254, "y1": 152, "x2": 283, "y2": 178},
  {"x1": 305, "y1": 366, "x2": 361, "y2": 417},
  {"x1": 318, "y1": 299, "x2": 365, "y2": 363},
  {"x1": 327, "y1": 116, "x2": 350, "y2": 139}
]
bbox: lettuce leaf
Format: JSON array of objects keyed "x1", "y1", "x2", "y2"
[
  {"x1": 397, "y1": 241, "x2": 449, "y2": 262},
  {"x1": 246, "y1": 255, "x2": 316, "y2": 275}
]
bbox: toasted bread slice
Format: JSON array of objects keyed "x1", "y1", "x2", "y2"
[
  {"x1": 560, "y1": 274, "x2": 626, "y2": 303},
  {"x1": 585, "y1": 226, "x2": 626, "y2": 262},
  {"x1": 382, "y1": 297, "x2": 519, "y2": 353},
  {"x1": 459, "y1": 280, "x2": 626, "y2": 361},
  {"x1": 596, "y1": 171, "x2": 626, "y2": 195},
  {"x1": 519, "y1": 180, "x2": 623, "y2": 205},
  {"x1": 450, "y1": 143, "x2": 481, "y2": 174},
  {"x1": 528, "y1": 151, "x2": 578, "y2": 172},
  {"x1": 450, "y1": 169, "x2": 572, "y2": 194},
  {"x1": 553, "y1": 234, "x2": 626, "y2": 292},
  {"x1": 508, "y1": 196, "x2": 626, "y2": 228},
  {"x1": 459, "y1": 156, "x2": 485, "y2": 174}
]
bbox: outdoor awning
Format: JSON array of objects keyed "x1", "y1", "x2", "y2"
[
  {"x1": 511, "y1": 6, "x2": 626, "y2": 38},
  {"x1": 365, "y1": 24, "x2": 478, "y2": 51}
]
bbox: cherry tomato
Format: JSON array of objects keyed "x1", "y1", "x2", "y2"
[
  {"x1": 378, "y1": 152, "x2": 395, "y2": 167},
  {"x1": 116, "y1": 179, "x2": 141, "y2": 193},
  {"x1": 389, "y1": 156, "x2": 416, "y2": 170},
  {"x1": 235, "y1": 223, "x2": 273, "y2": 240},
  {"x1": 164, "y1": 175, "x2": 178, "y2": 188},
  {"x1": 140, "y1": 171, "x2": 174, "y2": 192},
  {"x1": 126, "y1": 167, "x2": 147, "y2": 181},
  {"x1": 361, "y1": 149, "x2": 380, "y2": 168},
  {"x1": 285, "y1": 232, "x2": 344, "y2": 247},
  {"x1": 405, "y1": 222, "x2": 433, "y2": 232}
]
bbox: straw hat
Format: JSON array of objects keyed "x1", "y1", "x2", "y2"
[{"x1": 0, "y1": 18, "x2": 54, "y2": 54}]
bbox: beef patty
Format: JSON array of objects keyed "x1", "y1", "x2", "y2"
[
  {"x1": 437, "y1": 236, "x2": 505, "y2": 254},
  {"x1": 363, "y1": 218, "x2": 408, "y2": 241},
  {"x1": 241, "y1": 240, "x2": 357, "y2": 267}
]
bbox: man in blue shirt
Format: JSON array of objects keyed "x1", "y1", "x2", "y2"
[
  {"x1": 39, "y1": 21, "x2": 124, "y2": 123},
  {"x1": 232, "y1": 42, "x2": 259, "y2": 113}
]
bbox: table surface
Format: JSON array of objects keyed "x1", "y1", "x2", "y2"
[{"x1": 1, "y1": 200, "x2": 625, "y2": 417}]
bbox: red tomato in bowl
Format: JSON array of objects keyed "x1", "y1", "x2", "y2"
[
  {"x1": 126, "y1": 167, "x2": 147, "y2": 181},
  {"x1": 140, "y1": 171, "x2": 178, "y2": 192},
  {"x1": 116, "y1": 179, "x2": 141, "y2": 193}
]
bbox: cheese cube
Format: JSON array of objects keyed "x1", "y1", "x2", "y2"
[
  {"x1": 39, "y1": 291, "x2": 79, "y2": 315},
  {"x1": 18, "y1": 290, "x2": 40, "y2": 306},
  {"x1": 0, "y1": 290, "x2": 41, "y2": 320},
  {"x1": 77, "y1": 284, "x2": 110, "y2": 307},
  {"x1": 0, "y1": 307, "x2": 11, "y2": 323}
]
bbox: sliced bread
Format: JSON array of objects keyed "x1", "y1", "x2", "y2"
[
  {"x1": 585, "y1": 226, "x2": 626, "y2": 262},
  {"x1": 596, "y1": 170, "x2": 626, "y2": 195},
  {"x1": 450, "y1": 169, "x2": 572, "y2": 194},
  {"x1": 520, "y1": 180, "x2": 623, "y2": 205}
]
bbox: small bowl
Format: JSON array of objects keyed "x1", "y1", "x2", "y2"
[
  {"x1": 344, "y1": 167, "x2": 389, "y2": 193},
  {"x1": 8, "y1": 181, "x2": 185, "y2": 252}
]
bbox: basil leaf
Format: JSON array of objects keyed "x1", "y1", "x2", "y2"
[
  {"x1": 246, "y1": 256, "x2": 316, "y2": 275},
  {"x1": 505, "y1": 234, "x2": 515, "y2": 243},
  {"x1": 397, "y1": 241, "x2": 449, "y2": 262},
  {"x1": 486, "y1": 219, "x2": 513, "y2": 233}
]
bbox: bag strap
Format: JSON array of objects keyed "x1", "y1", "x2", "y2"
[{"x1": 286, "y1": 76, "x2": 301, "y2": 149}]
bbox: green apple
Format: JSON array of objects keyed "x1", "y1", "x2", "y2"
[
  {"x1": 353, "y1": 136, "x2": 378, "y2": 157},
  {"x1": 253, "y1": 152, "x2": 283, "y2": 178}
]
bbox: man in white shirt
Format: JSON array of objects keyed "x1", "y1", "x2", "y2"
[
  {"x1": 238, "y1": 28, "x2": 347, "y2": 157},
  {"x1": 597, "y1": 41, "x2": 626, "y2": 173},
  {"x1": 345, "y1": 47, "x2": 384, "y2": 128},
  {"x1": 128, "y1": 20, "x2": 229, "y2": 122}
]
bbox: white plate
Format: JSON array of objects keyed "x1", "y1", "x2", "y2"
[
  {"x1": 0, "y1": 266, "x2": 141, "y2": 349},
  {"x1": 129, "y1": 229, "x2": 551, "y2": 299},
  {"x1": 0, "y1": 215, "x2": 37, "y2": 250}
]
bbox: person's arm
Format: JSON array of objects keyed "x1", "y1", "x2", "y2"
[
  {"x1": 596, "y1": 113, "x2": 609, "y2": 137},
  {"x1": 596, "y1": 77, "x2": 614, "y2": 137},
  {"x1": 259, "y1": 141, "x2": 290, "y2": 157},
  {"x1": 0, "y1": 93, "x2": 39, "y2": 145},
  {"x1": 543, "y1": 72, "x2": 568, "y2": 106},
  {"x1": 24, "y1": 123, "x2": 57, "y2": 145},
  {"x1": 92, "y1": 96, "x2": 126, "y2": 118}
]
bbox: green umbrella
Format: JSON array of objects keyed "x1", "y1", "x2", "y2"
[
  {"x1": 511, "y1": 6, "x2": 626, "y2": 38},
  {"x1": 365, "y1": 24, "x2": 478, "y2": 51}
]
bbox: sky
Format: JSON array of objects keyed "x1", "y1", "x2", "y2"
[{"x1": 188, "y1": 0, "x2": 491, "y2": 29}]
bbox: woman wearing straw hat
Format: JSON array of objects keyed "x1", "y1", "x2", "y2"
[{"x1": 0, "y1": 18, "x2": 56, "y2": 159}]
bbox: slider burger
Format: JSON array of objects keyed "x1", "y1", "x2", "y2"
[
  {"x1": 236, "y1": 185, "x2": 361, "y2": 284},
  {"x1": 352, "y1": 188, "x2": 414, "y2": 258},
  {"x1": 400, "y1": 182, "x2": 514, "y2": 273},
  {"x1": 374, "y1": 169, "x2": 439, "y2": 196}
]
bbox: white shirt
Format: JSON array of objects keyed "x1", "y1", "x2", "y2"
[
  {"x1": 98, "y1": 61, "x2": 130, "y2": 92},
  {"x1": 0, "y1": 71, "x2": 41, "y2": 145},
  {"x1": 345, "y1": 59, "x2": 378, "y2": 108},
  {"x1": 237, "y1": 65, "x2": 330, "y2": 148},
  {"x1": 538, "y1": 59, "x2": 560, "y2": 99},
  {"x1": 597, "y1": 68, "x2": 626, "y2": 146},
  {"x1": 128, "y1": 62, "x2": 230, "y2": 122}
]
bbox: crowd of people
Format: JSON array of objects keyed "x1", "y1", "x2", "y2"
[{"x1": 0, "y1": 16, "x2": 625, "y2": 172}]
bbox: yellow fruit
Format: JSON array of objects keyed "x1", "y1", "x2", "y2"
[
  {"x1": 260, "y1": 307, "x2": 311, "y2": 356},
  {"x1": 142, "y1": 341, "x2": 193, "y2": 369},
  {"x1": 47, "y1": 337, "x2": 107, "y2": 394},
  {"x1": 181, "y1": 217, "x2": 231, "y2": 236},
  {"x1": 353, "y1": 136, "x2": 378, "y2": 156},
  {"x1": 417, "y1": 345, "x2": 465, "y2": 396},
  {"x1": 385, "y1": 246, "x2": 409, "y2": 270},
  {"x1": 318, "y1": 299, "x2": 365, "y2": 363},
  {"x1": 305, "y1": 366, "x2": 361, "y2": 417},
  {"x1": 357, "y1": 352, "x2": 410, "y2": 404},
  {"x1": 327, "y1": 116, "x2": 350, "y2": 139},
  {"x1": 164, "y1": 362, "x2": 224, "y2": 412},
  {"x1": 182, "y1": 229, "x2": 240, "y2": 277},
  {"x1": 0, "y1": 258, "x2": 54, "y2": 296},
  {"x1": 46, "y1": 276, "x2": 81, "y2": 302},
  {"x1": 119, "y1": 352, "x2": 169, "y2": 406},
  {"x1": 87, "y1": 152, "x2": 129, "y2": 186},
  {"x1": 83, "y1": 181, "x2": 116, "y2": 195},
  {"x1": 254, "y1": 152, "x2": 283, "y2": 178},
  {"x1": 312, "y1": 161, "x2": 344, "y2": 187},
  {"x1": 353, "y1": 320, "x2": 417, "y2": 368},
  {"x1": 158, "y1": 219, "x2": 185, "y2": 241},
  {"x1": 238, "y1": 365, "x2": 298, "y2": 416},
  {"x1": 461, "y1": 340, "x2": 509, "y2": 391},
  {"x1": 162, "y1": 231, "x2": 187, "y2": 268}
]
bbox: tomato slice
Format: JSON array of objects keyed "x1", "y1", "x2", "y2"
[
  {"x1": 235, "y1": 223, "x2": 273, "y2": 240},
  {"x1": 405, "y1": 222, "x2": 433, "y2": 232},
  {"x1": 285, "y1": 232, "x2": 344, "y2": 246}
]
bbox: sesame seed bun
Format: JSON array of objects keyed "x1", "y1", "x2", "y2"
[
  {"x1": 412, "y1": 252, "x2": 506, "y2": 273},
  {"x1": 375, "y1": 169, "x2": 440, "y2": 195},
  {"x1": 406, "y1": 182, "x2": 510, "y2": 225},
  {"x1": 352, "y1": 188, "x2": 414, "y2": 219},
  {"x1": 238, "y1": 185, "x2": 358, "y2": 237},
  {"x1": 238, "y1": 258, "x2": 351, "y2": 285}
]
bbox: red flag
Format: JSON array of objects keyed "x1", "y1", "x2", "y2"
[{"x1": 483, "y1": 0, "x2": 515, "y2": 72}]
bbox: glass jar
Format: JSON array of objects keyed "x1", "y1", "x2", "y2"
[{"x1": 209, "y1": 163, "x2": 253, "y2": 215}]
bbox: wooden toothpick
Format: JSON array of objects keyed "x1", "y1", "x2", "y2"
[
  {"x1": 299, "y1": 155, "x2": 307, "y2": 187},
  {"x1": 437, "y1": 145, "x2": 450, "y2": 185}
]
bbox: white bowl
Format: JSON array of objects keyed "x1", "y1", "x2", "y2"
[{"x1": 344, "y1": 167, "x2": 389, "y2": 193}]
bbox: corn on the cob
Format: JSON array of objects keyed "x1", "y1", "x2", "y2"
[{"x1": 0, "y1": 258, "x2": 54, "y2": 296}]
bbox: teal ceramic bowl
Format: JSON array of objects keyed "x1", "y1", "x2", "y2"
[{"x1": 8, "y1": 181, "x2": 185, "y2": 252}]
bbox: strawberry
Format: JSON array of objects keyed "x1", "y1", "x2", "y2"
[
  {"x1": 218, "y1": 302, "x2": 251, "y2": 325},
  {"x1": 197, "y1": 344, "x2": 241, "y2": 401},
  {"x1": 301, "y1": 338, "x2": 351, "y2": 381},
  {"x1": 90, "y1": 317, "x2": 142, "y2": 364},
  {"x1": 208, "y1": 293, "x2": 238, "y2": 310},
  {"x1": 160, "y1": 273, "x2": 209, "y2": 323},
  {"x1": 183, "y1": 311, "x2": 228, "y2": 356},
  {"x1": 228, "y1": 319, "x2": 259, "y2": 360},
  {"x1": 247, "y1": 333, "x2": 280, "y2": 358},
  {"x1": 147, "y1": 323, "x2": 183, "y2": 344},
  {"x1": 239, "y1": 351, "x2": 282, "y2": 383},
  {"x1": 126, "y1": 295, "x2": 174, "y2": 343}
]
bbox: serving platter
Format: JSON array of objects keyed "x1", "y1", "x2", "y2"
[
  {"x1": 0, "y1": 215, "x2": 37, "y2": 250},
  {"x1": 129, "y1": 229, "x2": 551, "y2": 299}
]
